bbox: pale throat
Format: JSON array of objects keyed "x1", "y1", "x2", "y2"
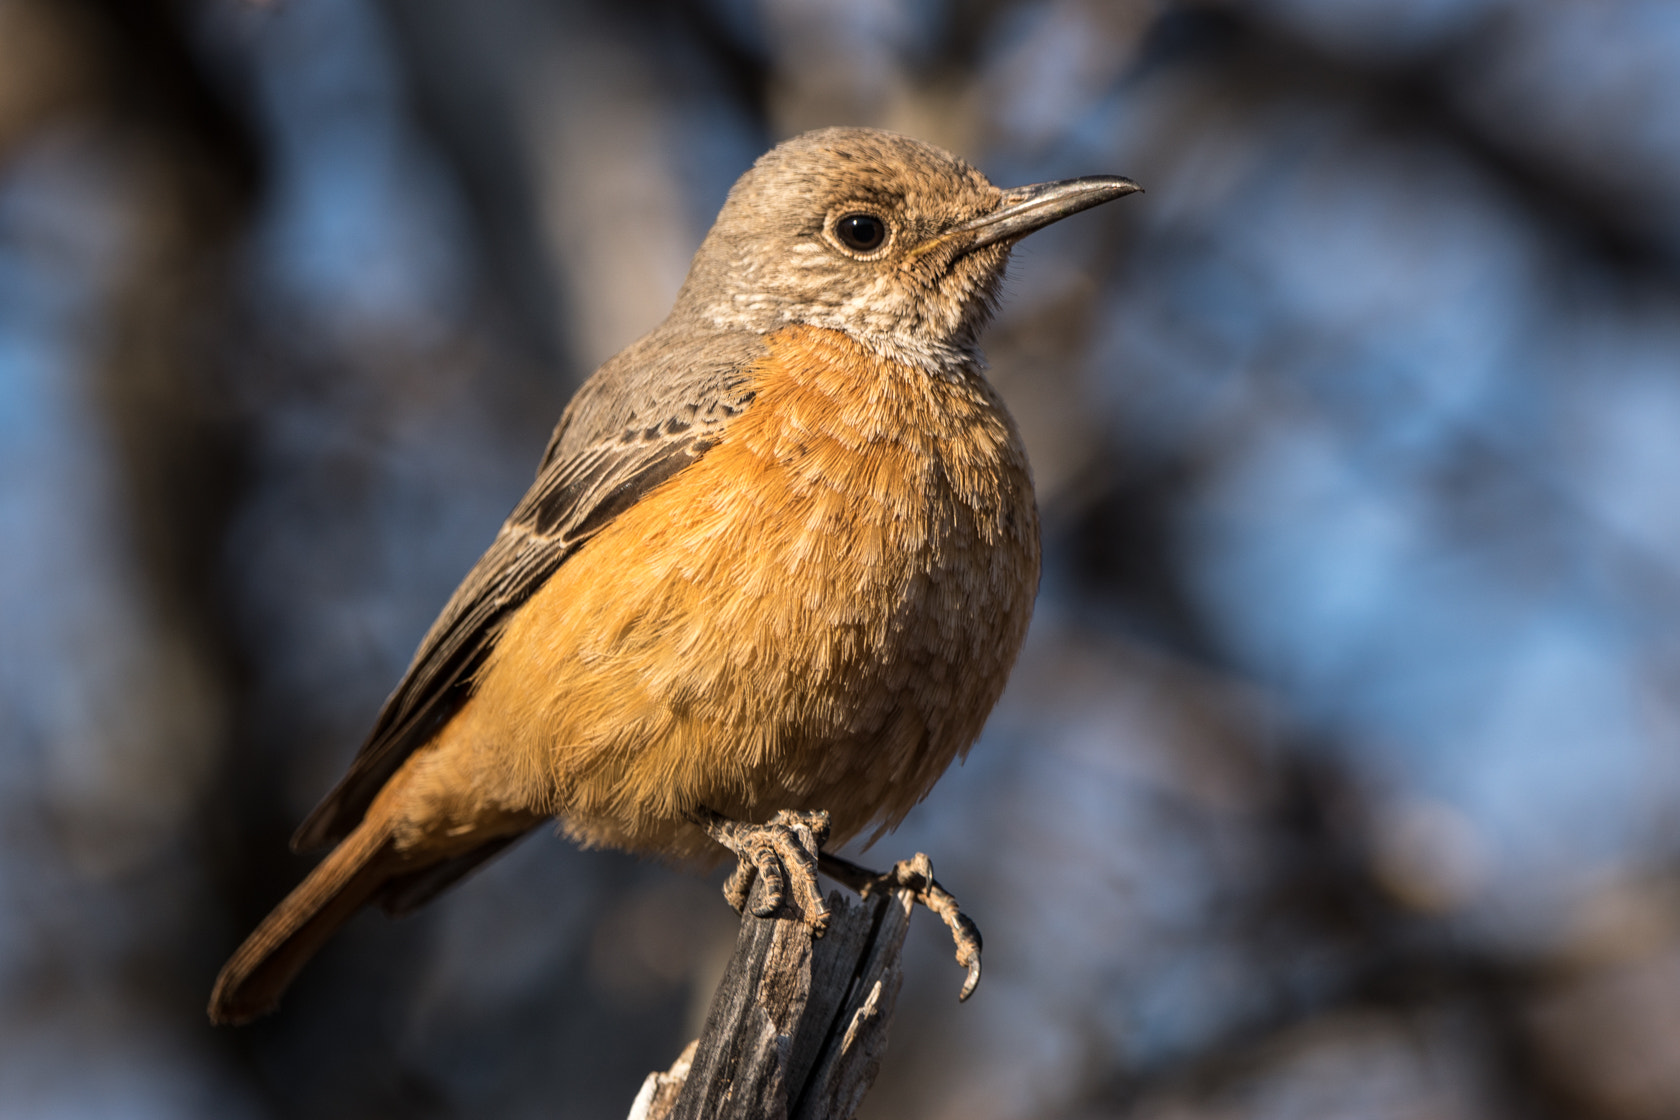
[{"x1": 703, "y1": 276, "x2": 992, "y2": 381}]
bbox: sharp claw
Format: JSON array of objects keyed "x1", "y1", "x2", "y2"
[
  {"x1": 817, "y1": 849, "x2": 986, "y2": 1001},
  {"x1": 807, "y1": 898, "x2": 831, "y2": 936}
]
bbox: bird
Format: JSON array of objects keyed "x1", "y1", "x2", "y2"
[{"x1": 208, "y1": 126, "x2": 1139, "y2": 1025}]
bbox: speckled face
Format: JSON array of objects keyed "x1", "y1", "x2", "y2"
[{"x1": 673, "y1": 128, "x2": 1018, "y2": 371}]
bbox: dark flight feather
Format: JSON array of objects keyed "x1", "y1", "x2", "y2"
[{"x1": 291, "y1": 325, "x2": 765, "y2": 852}]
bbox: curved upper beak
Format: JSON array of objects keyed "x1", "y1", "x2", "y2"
[{"x1": 958, "y1": 175, "x2": 1142, "y2": 251}]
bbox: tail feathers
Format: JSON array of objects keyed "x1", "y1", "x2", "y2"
[
  {"x1": 376, "y1": 830, "x2": 533, "y2": 917},
  {"x1": 208, "y1": 821, "x2": 396, "y2": 1025}
]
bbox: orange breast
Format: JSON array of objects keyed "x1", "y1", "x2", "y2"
[{"x1": 459, "y1": 324, "x2": 1040, "y2": 860}]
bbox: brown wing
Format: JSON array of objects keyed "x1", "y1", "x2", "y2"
[{"x1": 291, "y1": 324, "x2": 764, "y2": 851}]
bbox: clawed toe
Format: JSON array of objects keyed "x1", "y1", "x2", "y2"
[
  {"x1": 692, "y1": 811, "x2": 983, "y2": 1000},
  {"x1": 818, "y1": 850, "x2": 984, "y2": 1001},
  {"x1": 693, "y1": 808, "x2": 832, "y2": 933}
]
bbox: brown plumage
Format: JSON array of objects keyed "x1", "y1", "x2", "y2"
[{"x1": 209, "y1": 127, "x2": 1138, "y2": 1024}]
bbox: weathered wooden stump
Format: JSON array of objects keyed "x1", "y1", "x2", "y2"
[{"x1": 627, "y1": 846, "x2": 927, "y2": 1120}]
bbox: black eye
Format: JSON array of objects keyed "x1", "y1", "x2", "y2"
[{"x1": 834, "y1": 212, "x2": 886, "y2": 252}]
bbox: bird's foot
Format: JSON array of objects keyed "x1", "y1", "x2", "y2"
[
  {"x1": 819, "y1": 851, "x2": 983, "y2": 1001},
  {"x1": 694, "y1": 808, "x2": 832, "y2": 934}
]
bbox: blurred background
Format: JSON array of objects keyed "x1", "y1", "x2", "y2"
[{"x1": 4, "y1": 0, "x2": 1680, "y2": 1116}]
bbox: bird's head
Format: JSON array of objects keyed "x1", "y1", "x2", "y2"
[{"x1": 673, "y1": 127, "x2": 1140, "y2": 371}]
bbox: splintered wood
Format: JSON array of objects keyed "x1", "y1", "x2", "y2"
[{"x1": 627, "y1": 864, "x2": 918, "y2": 1120}]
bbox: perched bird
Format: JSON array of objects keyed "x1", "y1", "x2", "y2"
[{"x1": 209, "y1": 126, "x2": 1138, "y2": 1024}]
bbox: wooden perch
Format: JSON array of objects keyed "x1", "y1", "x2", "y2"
[{"x1": 627, "y1": 843, "x2": 939, "y2": 1120}]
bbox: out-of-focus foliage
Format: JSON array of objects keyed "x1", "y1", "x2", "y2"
[{"x1": 4, "y1": 0, "x2": 1680, "y2": 1117}]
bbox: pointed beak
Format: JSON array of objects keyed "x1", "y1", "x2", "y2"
[{"x1": 956, "y1": 175, "x2": 1142, "y2": 251}]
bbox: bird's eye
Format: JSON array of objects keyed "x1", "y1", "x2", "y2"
[{"x1": 834, "y1": 212, "x2": 887, "y2": 253}]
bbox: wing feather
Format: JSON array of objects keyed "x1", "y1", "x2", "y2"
[{"x1": 291, "y1": 325, "x2": 763, "y2": 851}]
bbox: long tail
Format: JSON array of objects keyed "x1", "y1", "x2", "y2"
[{"x1": 208, "y1": 819, "x2": 396, "y2": 1025}]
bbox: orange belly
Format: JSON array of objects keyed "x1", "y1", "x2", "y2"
[{"x1": 445, "y1": 325, "x2": 1039, "y2": 860}]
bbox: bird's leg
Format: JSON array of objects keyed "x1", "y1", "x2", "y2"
[
  {"x1": 818, "y1": 851, "x2": 984, "y2": 1002},
  {"x1": 692, "y1": 808, "x2": 832, "y2": 934}
]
